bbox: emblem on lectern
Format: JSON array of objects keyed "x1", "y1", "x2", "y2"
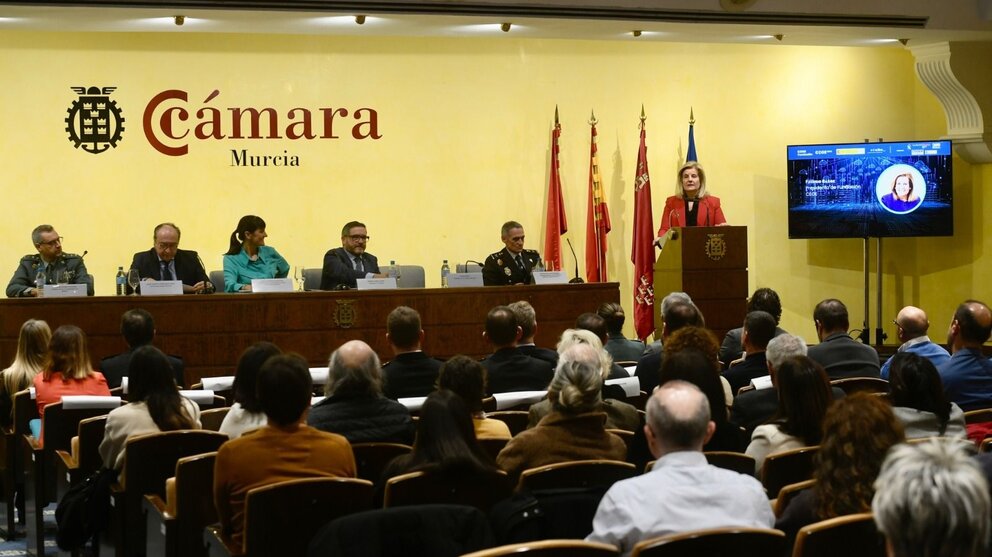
[
  {"x1": 704, "y1": 234, "x2": 727, "y2": 261},
  {"x1": 334, "y1": 300, "x2": 357, "y2": 328}
]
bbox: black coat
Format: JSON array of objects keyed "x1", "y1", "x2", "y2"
[
  {"x1": 482, "y1": 348, "x2": 554, "y2": 395},
  {"x1": 128, "y1": 248, "x2": 209, "y2": 293},
  {"x1": 308, "y1": 394, "x2": 414, "y2": 445},
  {"x1": 382, "y1": 352, "x2": 444, "y2": 400},
  {"x1": 320, "y1": 247, "x2": 380, "y2": 290}
]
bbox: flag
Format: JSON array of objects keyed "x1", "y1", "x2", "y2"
[
  {"x1": 685, "y1": 107, "x2": 698, "y2": 163},
  {"x1": 631, "y1": 107, "x2": 656, "y2": 340},
  {"x1": 585, "y1": 111, "x2": 611, "y2": 282},
  {"x1": 543, "y1": 107, "x2": 567, "y2": 271}
]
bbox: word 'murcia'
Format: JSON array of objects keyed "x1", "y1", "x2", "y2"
[{"x1": 143, "y1": 89, "x2": 381, "y2": 156}]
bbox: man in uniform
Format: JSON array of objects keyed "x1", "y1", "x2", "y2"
[
  {"x1": 320, "y1": 221, "x2": 383, "y2": 290},
  {"x1": 482, "y1": 221, "x2": 542, "y2": 286},
  {"x1": 128, "y1": 222, "x2": 211, "y2": 294},
  {"x1": 6, "y1": 224, "x2": 93, "y2": 297}
]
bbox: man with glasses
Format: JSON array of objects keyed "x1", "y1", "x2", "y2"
[
  {"x1": 879, "y1": 305, "x2": 949, "y2": 379},
  {"x1": 320, "y1": 221, "x2": 383, "y2": 290},
  {"x1": 482, "y1": 220, "x2": 542, "y2": 286},
  {"x1": 6, "y1": 224, "x2": 93, "y2": 297},
  {"x1": 128, "y1": 222, "x2": 211, "y2": 294}
]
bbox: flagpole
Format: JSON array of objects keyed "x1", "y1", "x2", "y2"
[{"x1": 589, "y1": 109, "x2": 604, "y2": 281}]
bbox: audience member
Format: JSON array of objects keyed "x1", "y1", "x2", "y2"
[
  {"x1": 806, "y1": 299, "x2": 880, "y2": 378},
  {"x1": 214, "y1": 354, "x2": 356, "y2": 549},
  {"x1": 745, "y1": 356, "x2": 831, "y2": 472},
  {"x1": 723, "y1": 310, "x2": 777, "y2": 395},
  {"x1": 874, "y1": 440, "x2": 991, "y2": 557},
  {"x1": 575, "y1": 312, "x2": 628, "y2": 379},
  {"x1": 597, "y1": 302, "x2": 645, "y2": 362},
  {"x1": 731, "y1": 334, "x2": 809, "y2": 437},
  {"x1": 719, "y1": 287, "x2": 787, "y2": 367},
  {"x1": 219, "y1": 342, "x2": 281, "y2": 439},
  {"x1": 481, "y1": 306, "x2": 554, "y2": 394},
  {"x1": 880, "y1": 306, "x2": 950, "y2": 379},
  {"x1": 508, "y1": 301, "x2": 558, "y2": 367},
  {"x1": 527, "y1": 329, "x2": 640, "y2": 432},
  {"x1": 776, "y1": 393, "x2": 905, "y2": 549},
  {"x1": 34, "y1": 325, "x2": 111, "y2": 419},
  {"x1": 635, "y1": 300, "x2": 704, "y2": 394},
  {"x1": 99, "y1": 308, "x2": 185, "y2": 388},
  {"x1": 308, "y1": 340, "x2": 414, "y2": 444},
  {"x1": 641, "y1": 292, "x2": 699, "y2": 356},
  {"x1": 381, "y1": 306, "x2": 443, "y2": 400},
  {"x1": 437, "y1": 355, "x2": 511, "y2": 440},
  {"x1": 888, "y1": 353, "x2": 966, "y2": 439},
  {"x1": 938, "y1": 299, "x2": 992, "y2": 411},
  {"x1": 99, "y1": 345, "x2": 201, "y2": 470},
  {"x1": 586, "y1": 381, "x2": 773, "y2": 556},
  {"x1": 0, "y1": 319, "x2": 50, "y2": 427},
  {"x1": 496, "y1": 344, "x2": 627, "y2": 485},
  {"x1": 659, "y1": 347, "x2": 740, "y2": 452},
  {"x1": 662, "y1": 326, "x2": 733, "y2": 407}
]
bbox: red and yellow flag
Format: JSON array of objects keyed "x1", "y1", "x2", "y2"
[
  {"x1": 632, "y1": 107, "x2": 656, "y2": 340},
  {"x1": 543, "y1": 107, "x2": 567, "y2": 271},
  {"x1": 585, "y1": 111, "x2": 611, "y2": 283}
]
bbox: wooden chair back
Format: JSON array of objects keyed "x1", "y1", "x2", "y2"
[
  {"x1": 384, "y1": 470, "x2": 511, "y2": 512},
  {"x1": 175, "y1": 451, "x2": 219, "y2": 557},
  {"x1": 829, "y1": 377, "x2": 889, "y2": 395},
  {"x1": 792, "y1": 513, "x2": 885, "y2": 557},
  {"x1": 964, "y1": 408, "x2": 992, "y2": 425},
  {"x1": 981, "y1": 438, "x2": 992, "y2": 453},
  {"x1": 0, "y1": 389, "x2": 37, "y2": 537},
  {"x1": 761, "y1": 445, "x2": 819, "y2": 499},
  {"x1": 479, "y1": 437, "x2": 509, "y2": 461},
  {"x1": 487, "y1": 411, "x2": 530, "y2": 436},
  {"x1": 517, "y1": 459, "x2": 637, "y2": 492},
  {"x1": 482, "y1": 397, "x2": 497, "y2": 412},
  {"x1": 631, "y1": 527, "x2": 785, "y2": 557},
  {"x1": 351, "y1": 442, "x2": 412, "y2": 482},
  {"x1": 42, "y1": 401, "x2": 119, "y2": 454},
  {"x1": 774, "y1": 479, "x2": 815, "y2": 517},
  {"x1": 243, "y1": 477, "x2": 374, "y2": 556},
  {"x1": 462, "y1": 539, "x2": 621, "y2": 556},
  {"x1": 704, "y1": 451, "x2": 757, "y2": 476},
  {"x1": 606, "y1": 429, "x2": 635, "y2": 453},
  {"x1": 75, "y1": 415, "x2": 109, "y2": 476},
  {"x1": 199, "y1": 407, "x2": 230, "y2": 432}
]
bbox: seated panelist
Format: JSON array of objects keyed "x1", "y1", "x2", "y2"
[
  {"x1": 223, "y1": 215, "x2": 290, "y2": 293},
  {"x1": 655, "y1": 161, "x2": 728, "y2": 244},
  {"x1": 128, "y1": 222, "x2": 210, "y2": 294},
  {"x1": 482, "y1": 221, "x2": 542, "y2": 286},
  {"x1": 6, "y1": 224, "x2": 93, "y2": 298},
  {"x1": 320, "y1": 221, "x2": 384, "y2": 290}
]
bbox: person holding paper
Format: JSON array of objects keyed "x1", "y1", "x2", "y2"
[
  {"x1": 222, "y1": 215, "x2": 290, "y2": 293},
  {"x1": 655, "y1": 162, "x2": 727, "y2": 242},
  {"x1": 6, "y1": 224, "x2": 93, "y2": 297},
  {"x1": 319, "y1": 221, "x2": 383, "y2": 290},
  {"x1": 128, "y1": 222, "x2": 211, "y2": 294},
  {"x1": 482, "y1": 221, "x2": 542, "y2": 286}
]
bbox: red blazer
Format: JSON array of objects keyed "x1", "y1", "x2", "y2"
[{"x1": 656, "y1": 195, "x2": 727, "y2": 235}]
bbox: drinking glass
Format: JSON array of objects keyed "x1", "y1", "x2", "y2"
[{"x1": 127, "y1": 268, "x2": 140, "y2": 295}]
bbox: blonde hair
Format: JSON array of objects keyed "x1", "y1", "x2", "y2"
[
  {"x1": 549, "y1": 343, "x2": 603, "y2": 414},
  {"x1": 3, "y1": 319, "x2": 51, "y2": 396},
  {"x1": 556, "y1": 328, "x2": 613, "y2": 380},
  {"x1": 675, "y1": 161, "x2": 708, "y2": 198}
]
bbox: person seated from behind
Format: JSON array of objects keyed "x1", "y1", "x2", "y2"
[
  {"x1": 220, "y1": 342, "x2": 281, "y2": 440},
  {"x1": 34, "y1": 325, "x2": 111, "y2": 422},
  {"x1": 508, "y1": 301, "x2": 558, "y2": 367},
  {"x1": 100, "y1": 308, "x2": 184, "y2": 389},
  {"x1": 597, "y1": 302, "x2": 645, "y2": 363},
  {"x1": 887, "y1": 352, "x2": 966, "y2": 440},
  {"x1": 880, "y1": 305, "x2": 949, "y2": 379},
  {"x1": 99, "y1": 345, "x2": 201, "y2": 471},
  {"x1": 480, "y1": 305, "x2": 554, "y2": 394},
  {"x1": 527, "y1": 329, "x2": 640, "y2": 432},
  {"x1": 436, "y1": 355, "x2": 511, "y2": 440},
  {"x1": 381, "y1": 306, "x2": 443, "y2": 400},
  {"x1": 214, "y1": 354, "x2": 356, "y2": 550},
  {"x1": 0, "y1": 319, "x2": 50, "y2": 428},
  {"x1": 308, "y1": 340, "x2": 415, "y2": 445},
  {"x1": 496, "y1": 343, "x2": 627, "y2": 486},
  {"x1": 718, "y1": 287, "x2": 786, "y2": 367},
  {"x1": 723, "y1": 310, "x2": 777, "y2": 395},
  {"x1": 806, "y1": 298, "x2": 880, "y2": 379},
  {"x1": 575, "y1": 312, "x2": 628, "y2": 379},
  {"x1": 659, "y1": 347, "x2": 741, "y2": 453},
  {"x1": 634, "y1": 299, "x2": 704, "y2": 394}
]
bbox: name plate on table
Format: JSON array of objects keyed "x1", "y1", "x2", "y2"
[
  {"x1": 42, "y1": 284, "x2": 87, "y2": 298},
  {"x1": 357, "y1": 277, "x2": 397, "y2": 290},
  {"x1": 251, "y1": 278, "x2": 294, "y2": 293},
  {"x1": 447, "y1": 272, "x2": 484, "y2": 288},
  {"x1": 139, "y1": 280, "x2": 183, "y2": 296},
  {"x1": 531, "y1": 271, "x2": 568, "y2": 285}
]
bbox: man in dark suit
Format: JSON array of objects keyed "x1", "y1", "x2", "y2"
[
  {"x1": 806, "y1": 298, "x2": 881, "y2": 379},
  {"x1": 718, "y1": 287, "x2": 787, "y2": 368},
  {"x1": 508, "y1": 300, "x2": 558, "y2": 367},
  {"x1": 634, "y1": 301, "x2": 704, "y2": 394},
  {"x1": 598, "y1": 302, "x2": 646, "y2": 363},
  {"x1": 99, "y1": 308, "x2": 185, "y2": 388},
  {"x1": 482, "y1": 221, "x2": 542, "y2": 286},
  {"x1": 320, "y1": 221, "x2": 383, "y2": 290},
  {"x1": 381, "y1": 306, "x2": 443, "y2": 400},
  {"x1": 128, "y1": 222, "x2": 210, "y2": 294},
  {"x1": 723, "y1": 311, "x2": 777, "y2": 395},
  {"x1": 481, "y1": 306, "x2": 554, "y2": 394}
]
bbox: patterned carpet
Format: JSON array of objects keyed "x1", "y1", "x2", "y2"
[{"x1": 0, "y1": 506, "x2": 58, "y2": 557}]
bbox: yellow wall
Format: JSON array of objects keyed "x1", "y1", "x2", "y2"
[{"x1": 1, "y1": 31, "x2": 986, "y2": 343}]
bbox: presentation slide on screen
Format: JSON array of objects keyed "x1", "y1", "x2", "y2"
[{"x1": 786, "y1": 140, "x2": 953, "y2": 238}]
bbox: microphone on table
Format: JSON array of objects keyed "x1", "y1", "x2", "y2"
[
  {"x1": 566, "y1": 239, "x2": 584, "y2": 284},
  {"x1": 464, "y1": 260, "x2": 484, "y2": 272}
]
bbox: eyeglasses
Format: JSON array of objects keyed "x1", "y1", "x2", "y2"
[
  {"x1": 348, "y1": 235, "x2": 370, "y2": 242},
  {"x1": 156, "y1": 242, "x2": 179, "y2": 250},
  {"x1": 38, "y1": 236, "x2": 63, "y2": 246},
  {"x1": 892, "y1": 320, "x2": 903, "y2": 330}
]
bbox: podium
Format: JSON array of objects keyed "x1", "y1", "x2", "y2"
[{"x1": 654, "y1": 226, "x2": 748, "y2": 341}]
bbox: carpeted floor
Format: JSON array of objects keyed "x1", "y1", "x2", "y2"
[{"x1": 0, "y1": 506, "x2": 58, "y2": 556}]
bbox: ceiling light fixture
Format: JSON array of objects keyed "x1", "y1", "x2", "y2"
[
  {"x1": 174, "y1": 15, "x2": 184, "y2": 26},
  {"x1": 355, "y1": 15, "x2": 366, "y2": 25},
  {"x1": 632, "y1": 30, "x2": 642, "y2": 37},
  {"x1": 774, "y1": 34, "x2": 784, "y2": 41},
  {"x1": 500, "y1": 22, "x2": 511, "y2": 33}
]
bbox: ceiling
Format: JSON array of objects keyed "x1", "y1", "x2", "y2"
[{"x1": 1, "y1": 1, "x2": 991, "y2": 47}]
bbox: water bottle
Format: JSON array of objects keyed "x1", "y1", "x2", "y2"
[
  {"x1": 115, "y1": 266, "x2": 126, "y2": 296},
  {"x1": 441, "y1": 260, "x2": 450, "y2": 288},
  {"x1": 389, "y1": 260, "x2": 401, "y2": 282},
  {"x1": 34, "y1": 269, "x2": 46, "y2": 290}
]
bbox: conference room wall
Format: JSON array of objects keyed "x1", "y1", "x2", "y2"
[{"x1": 1, "y1": 30, "x2": 984, "y2": 343}]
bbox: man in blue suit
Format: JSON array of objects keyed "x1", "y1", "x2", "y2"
[{"x1": 320, "y1": 221, "x2": 382, "y2": 289}]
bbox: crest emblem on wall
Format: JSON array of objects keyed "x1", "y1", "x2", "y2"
[{"x1": 65, "y1": 86, "x2": 125, "y2": 154}]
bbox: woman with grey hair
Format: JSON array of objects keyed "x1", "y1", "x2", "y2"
[{"x1": 496, "y1": 343, "x2": 628, "y2": 485}]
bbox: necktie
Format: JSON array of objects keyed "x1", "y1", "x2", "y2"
[
  {"x1": 355, "y1": 256, "x2": 365, "y2": 274},
  {"x1": 515, "y1": 255, "x2": 525, "y2": 270},
  {"x1": 160, "y1": 261, "x2": 168, "y2": 281}
]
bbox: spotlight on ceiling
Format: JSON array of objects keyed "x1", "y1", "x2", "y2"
[
  {"x1": 174, "y1": 15, "x2": 185, "y2": 26},
  {"x1": 632, "y1": 30, "x2": 642, "y2": 37},
  {"x1": 500, "y1": 22, "x2": 512, "y2": 33},
  {"x1": 355, "y1": 15, "x2": 366, "y2": 25}
]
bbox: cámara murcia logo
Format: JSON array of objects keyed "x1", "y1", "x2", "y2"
[{"x1": 65, "y1": 86, "x2": 126, "y2": 154}]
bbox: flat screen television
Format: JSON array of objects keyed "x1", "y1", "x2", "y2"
[{"x1": 787, "y1": 140, "x2": 953, "y2": 239}]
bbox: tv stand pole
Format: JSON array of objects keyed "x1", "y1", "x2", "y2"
[
  {"x1": 860, "y1": 237, "x2": 871, "y2": 345},
  {"x1": 875, "y1": 237, "x2": 887, "y2": 345}
]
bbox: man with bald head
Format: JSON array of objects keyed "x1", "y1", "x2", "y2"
[
  {"x1": 938, "y1": 300, "x2": 992, "y2": 411},
  {"x1": 880, "y1": 306, "x2": 950, "y2": 379},
  {"x1": 587, "y1": 381, "x2": 772, "y2": 555}
]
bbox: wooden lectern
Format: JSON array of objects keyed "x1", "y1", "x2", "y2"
[{"x1": 654, "y1": 226, "x2": 748, "y2": 341}]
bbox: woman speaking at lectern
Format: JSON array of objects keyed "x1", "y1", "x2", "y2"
[{"x1": 655, "y1": 161, "x2": 727, "y2": 243}]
